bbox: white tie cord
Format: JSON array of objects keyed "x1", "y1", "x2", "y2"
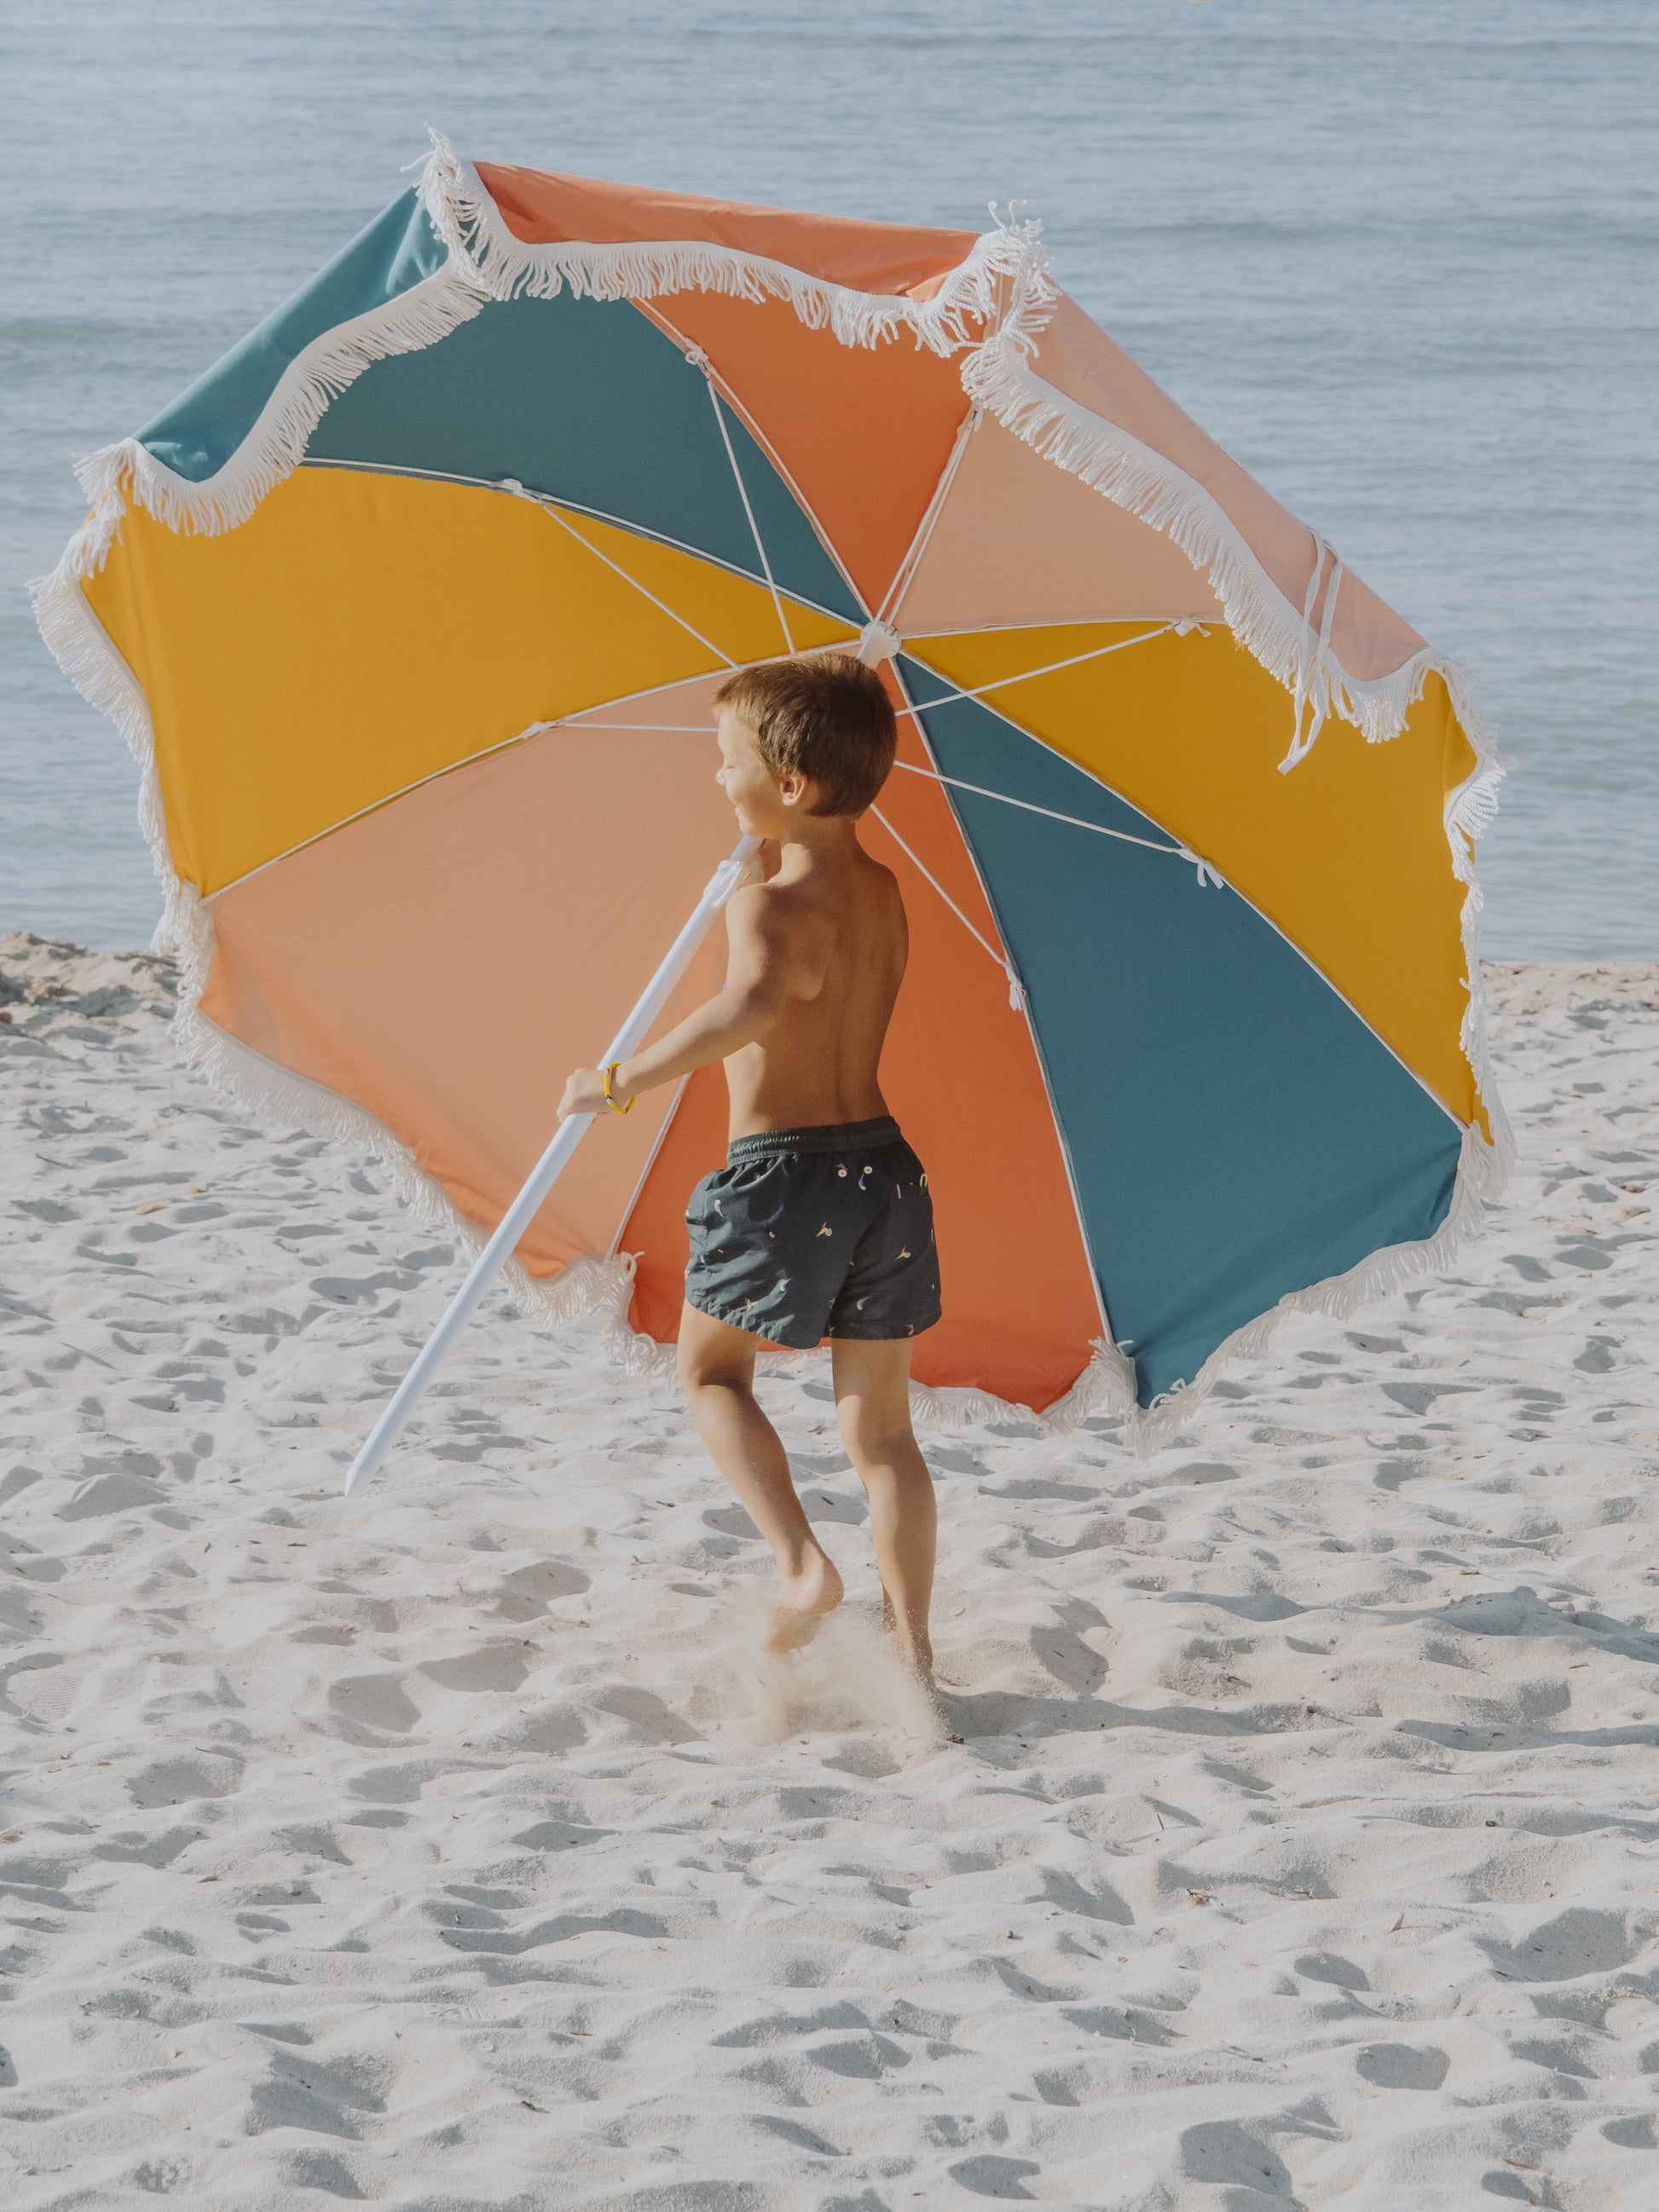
[{"x1": 1279, "y1": 529, "x2": 1344, "y2": 774}]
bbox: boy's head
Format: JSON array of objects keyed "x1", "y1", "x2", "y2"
[{"x1": 713, "y1": 654, "x2": 898, "y2": 835}]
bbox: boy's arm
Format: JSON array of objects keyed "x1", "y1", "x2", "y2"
[{"x1": 557, "y1": 884, "x2": 806, "y2": 1121}]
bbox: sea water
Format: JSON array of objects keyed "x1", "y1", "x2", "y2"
[{"x1": 2, "y1": 0, "x2": 1653, "y2": 958}]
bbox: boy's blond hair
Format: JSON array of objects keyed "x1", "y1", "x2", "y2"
[{"x1": 714, "y1": 654, "x2": 898, "y2": 817}]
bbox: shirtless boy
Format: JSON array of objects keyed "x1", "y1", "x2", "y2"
[{"x1": 558, "y1": 656, "x2": 939, "y2": 1674}]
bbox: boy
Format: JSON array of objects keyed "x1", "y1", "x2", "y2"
[{"x1": 558, "y1": 655, "x2": 939, "y2": 1676}]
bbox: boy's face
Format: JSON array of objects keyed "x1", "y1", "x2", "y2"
[{"x1": 714, "y1": 707, "x2": 813, "y2": 837}]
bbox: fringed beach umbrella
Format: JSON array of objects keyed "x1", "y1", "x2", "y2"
[{"x1": 35, "y1": 134, "x2": 1509, "y2": 1455}]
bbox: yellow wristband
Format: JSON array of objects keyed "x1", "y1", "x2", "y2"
[{"x1": 602, "y1": 1062, "x2": 633, "y2": 1116}]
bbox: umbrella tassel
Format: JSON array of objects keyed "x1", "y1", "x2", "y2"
[
  {"x1": 65, "y1": 254, "x2": 488, "y2": 542},
  {"x1": 961, "y1": 321, "x2": 1469, "y2": 760},
  {"x1": 1278, "y1": 531, "x2": 1344, "y2": 774},
  {"x1": 417, "y1": 126, "x2": 1038, "y2": 358}
]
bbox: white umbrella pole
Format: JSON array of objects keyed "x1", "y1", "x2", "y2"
[{"x1": 344, "y1": 835, "x2": 759, "y2": 1496}]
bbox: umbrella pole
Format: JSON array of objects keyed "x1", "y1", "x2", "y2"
[{"x1": 343, "y1": 835, "x2": 760, "y2": 1496}]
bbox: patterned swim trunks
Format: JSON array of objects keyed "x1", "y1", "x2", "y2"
[{"x1": 684, "y1": 1115, "x2": 941, "y2": 1350}]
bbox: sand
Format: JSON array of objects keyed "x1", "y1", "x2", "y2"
[{"x1": 2, "y1": 933, "x2": 1656, "y2": 2210}]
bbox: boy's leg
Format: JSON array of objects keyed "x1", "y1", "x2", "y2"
[
  {"x1": 830, "y1": 1337, "x2": 935, "y2": 1677},
  {"x1": 677, "y1": 1301, "x2": 842, "y2": 1648}
]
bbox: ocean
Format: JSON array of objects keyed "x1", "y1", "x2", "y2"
[{"x1": 3, "y1": 0, "x2": 1654, "y2": 960}]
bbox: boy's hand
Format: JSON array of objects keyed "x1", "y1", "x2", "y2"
[{"x1": 558, "y1": 1066, "x2": 614, "y2": 1121}]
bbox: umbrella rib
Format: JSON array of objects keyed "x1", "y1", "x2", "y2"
[
  {"x1": 205, "y1": 668, "x2": 748, "y2": 900},
  {"x1": 553, "y1": 624, "x2": 1192, "y2": 736},
  {"x1": 636, "y1": 298, "x2": 872, "y2": 620},
  {"x1": 887, "y1": 758, "x2": 1207, "y2": 870},
  {"x1": 894, "y1": 623, "x2": 1185, "y2": 717},
  {"x1": 902, "y1": 693, "x2": 1464, "y2": 1130},
  {"x1": 511, "y1": 487, "x2": 739, "y2": 669},
  {"x1": 884, "y1": 656, "x2": 1117, "y2": 1354},
  {"x1": 303, "y1": 458, "x2": 861, "y2": 631},
  {"x1": 869, "y1": 805, "x2": 1025, "y2": 1008},
  {"x1": 876, "y1": 404, "x2": 980, "y2": 630},
  {"x1": 701, "y1": 377, "x2": 795, "y2": 653}
]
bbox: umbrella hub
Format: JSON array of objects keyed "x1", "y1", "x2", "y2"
[{"x1": 856, "y1": 620, "x2": 903, "y2": 667}]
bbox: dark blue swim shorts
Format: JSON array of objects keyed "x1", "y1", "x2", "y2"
[{"x1": 684, "y1": 1116, "x2": 941, "y2": 1349}]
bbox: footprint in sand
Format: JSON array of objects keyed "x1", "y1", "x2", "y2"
[
  {"x1": 327, "y1": 1672, "x2": 420, "y2": 1736},
  {"x1": 1178, "y1": 2122, "x2": 1296, "y2": 2197},
  {"x1": 417, "y1": 1645, "x2": 529, "y2": 1694},
  {"x1": 244, "y1": 2047, "x2": 391, "y2": 2140},
  {"x1": 1355, "y1": 2042, "x2": 1451, "y2": 2091},
  {"x1": 126, "y1": 1753, "x2": 245, "y2": 1808},
  {"x1": 1479, "y1": 1907, "x2": 1645, "y2": 1984}
]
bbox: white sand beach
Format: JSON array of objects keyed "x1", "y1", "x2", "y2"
[{"x1": 2, "y1": 937, "x2": 1656, "y2": 2209}]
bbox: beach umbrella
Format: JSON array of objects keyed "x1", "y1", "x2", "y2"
[{"x1": 35, "y1": 134, "x2": 1509, "y2": 1457}]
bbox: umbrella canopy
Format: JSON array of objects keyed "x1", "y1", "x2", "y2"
[{"x1": 36, "y1": 134, "x2": 1509, "y2": 1441}]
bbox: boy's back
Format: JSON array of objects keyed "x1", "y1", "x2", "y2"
[{"x1": 721, "y1": 840, "x2": 908, "y2": 1138}]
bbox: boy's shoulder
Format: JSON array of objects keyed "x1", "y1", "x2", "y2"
[
  {"x1": 730, "y1": 847, "x2": 902, "y2": 928},
  {"x1": 726, "y1": 873, "x2": 816, "y2": 939}
]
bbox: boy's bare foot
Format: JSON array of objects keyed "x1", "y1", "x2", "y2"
[{"x1": 765, "y1": 1550, "x2": 844, "y2": 1651}]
